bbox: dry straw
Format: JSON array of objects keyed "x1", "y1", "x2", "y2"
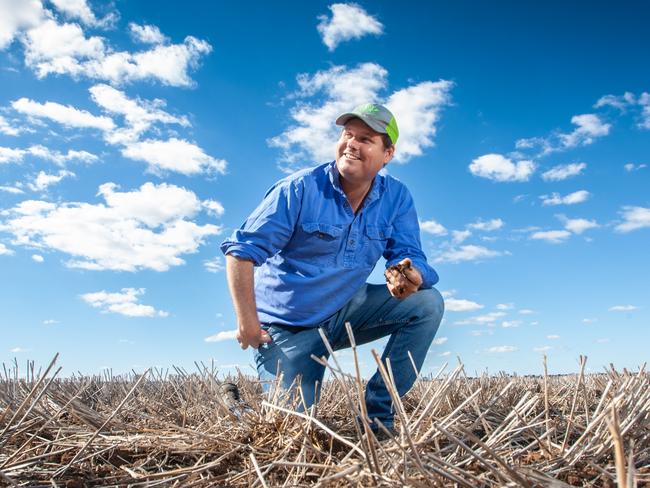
[{"x1": 1, "y1": 342, "x2": 648, "y2": 486}]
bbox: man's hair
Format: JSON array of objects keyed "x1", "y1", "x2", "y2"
[{"x1": 381, "y1": 133, "x2": 394, "y2": 151}]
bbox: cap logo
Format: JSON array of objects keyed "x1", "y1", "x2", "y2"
[{"x1": 357, "y1": 103, "x2": 379, "y2": 114}]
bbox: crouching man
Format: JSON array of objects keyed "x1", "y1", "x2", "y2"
[{"x1": 220, "y1": 103, "x2": 444, "y2": 433}]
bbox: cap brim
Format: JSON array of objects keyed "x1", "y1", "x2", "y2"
[{"x1": 335, "y1": 113, "x2": 387, "y2": 135}]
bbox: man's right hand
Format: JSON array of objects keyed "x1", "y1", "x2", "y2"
[{"x1": 236, "y1": 320, "x2": 272, "y2": 350}]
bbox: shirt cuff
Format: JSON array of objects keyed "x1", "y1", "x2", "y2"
[{"x1": 220, "y1": 241, "x2": 267, "y2": 266}]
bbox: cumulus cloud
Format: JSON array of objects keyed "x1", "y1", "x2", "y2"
[
  {"x1": 518, "y1": 309, "x2": 535, "y2": 315},
  {"x1": 516, "y1": 114, "x2": 610, "y2": 155},
  {"x1": 121, "y1": 138, "x2": 226, "y2": 176},
  {"x1": 496, "y1": 303, "x2": 513, "y2": 310},
  {"x1": 624, "y1": 163, "x2": 646, "y2": 172},
  {"x1": 0, "y1": 115, "x2": 23, "y2": 136},
  {"x1": 0, "y1": 0, "x2": 45, "y2": 50},
  {"x1": 0, "y1": 243, "x2": 13, "y2": 255},
  {"x1": 0, "y1": 145, "x2": 97, "y2": 166},
  {"x1": 0, "y1": 185, "x2": 24, "y2": 194},
  {"x1": 534, "y1": 346, "x2": 552, "y2": 353},
  {"x1": 0, "y1": 182, "x2": 221, "y2": 271},
  {"x1": 28, "y1": 170, "x2": 74, "y2": 192},
  {"x1": 269, "y1": 63, "x2": 452, "y2": 170},
  {"x1": 10, "y1": 347, "x2": 28, "y2": 353},
  {"x1": 15, "y1": 12, "x2": 211, "y2": 86},
  {"x1": 317, "y1": 3, "x2": 383, "y2": 51},
  {"x1": 81, "y1": 288, "x2": 168, "y2": 317},
  {"x1": 540, "y1": 190, "x2": 590, "y2": 206},
  {"x1": 420, "y1": 219, "x2": 447, "y2": 236},
  {"x1": 89, "y1": 83, "x2": 189, "y2": 144},
  {"x1": 455, "y1": 311, "x2": 506, "y2": 325},
  {"x1": 48, "y1": 0, "x2": 113, "y2": 27},
  {"x1": 202, "y1": 200, "x2": 225, "y2": 217},
  {"x1": 501, "y1": 320, "x2": 521, "y2": 328},
  {"x1": 485, "y1": 345, "x2": 517, "y2": 353},
  {"x1": 129, "y1": 23, "x2": 167, "y2": 44},
  {"x1": 12, "y1": 97, "x2": 115, "y2": 131},
  {"x1": 547, "y1": 334, "x2": 560, "y2": 340},
  {"x1": 444, "y1": 294, "x2": 484, "y2": 312},
  {"x1": 608, "y1": 305, "x2": 638, "y2": 312},
  {"x1": 530, "y1": 230, "x2": 571, "y2": 244},
  {"x1": 0, "y1": 146, "x2": 27, "y2": 164},
  {"x1": 204, "y1": 329, "x2": 238, "y2": 343},
  {"x1": 615, "y1": 206, "x2": 650, "y2": 232},
  {"x1": 452, "y1": 229, "x2": 471, "y2": 244},
  {"x1": 32, "y1": 254, "x2": 44, "y2": 262},
  {"x1": 204, "y1": 256, "x2": 224, "y2": 273},
  {"x1": 541, "y1": 162, "x2": 587, "y2": 181},
  {"x1": 558, "y1": 216, "x2": 599, "y2": 234},
  {"x1": 468, "y1": 218, "x2": 504, "y2": 231},
  {"x1": 469, "y1": 154, "x2": 535, "y2": 182},
  {"x1": 432, "y1": 337, "x2": 448, "y2": 345},
  {"x1": 434, "y1": 244, "x2": 503, "y2": 264},
  {"x1": 595, "y1": 92, "x2": 636, "y2": 111}
]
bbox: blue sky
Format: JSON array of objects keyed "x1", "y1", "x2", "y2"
[{"x1": 1, "y1": 1, "x2": 648, "y2": 378}]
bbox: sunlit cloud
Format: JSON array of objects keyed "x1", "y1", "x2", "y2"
[{"x1": 317, "y1": 3, "x2": 383, "y2": 51}]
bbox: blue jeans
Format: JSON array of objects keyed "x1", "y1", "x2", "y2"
[{"x1": 254, "y1": 283, "x2": 444, "y2": 427}]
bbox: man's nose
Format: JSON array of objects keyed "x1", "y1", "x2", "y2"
[{"x1": 347, "y1": 138, "x2": 359, "y2": 149}]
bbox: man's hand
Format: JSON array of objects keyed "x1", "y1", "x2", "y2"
[
  {"x1": 236, "y1": 319, "x2": 272, "y2": 350},
  {"x1": 384, "y1": 258, "x2": 422, "y2": 299}
]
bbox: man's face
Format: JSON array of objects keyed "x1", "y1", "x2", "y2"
[{"x1": 335, "y1": 118, "x2": 394, "y2": 187}]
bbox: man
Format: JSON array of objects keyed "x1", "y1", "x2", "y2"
[{"x1": 220, "y1": 103, "x2": 444, "y2": 432}]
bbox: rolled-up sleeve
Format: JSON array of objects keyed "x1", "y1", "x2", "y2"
[
  {"x1": 383, "y1": 188, "x2": 439, "y2": 288},
  {"x1": 221, "y1": 179, "x2": 302, "y2": 266}
]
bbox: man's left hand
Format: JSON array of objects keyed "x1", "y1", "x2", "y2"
[{"x1": 384, "y1": 258, "x2": 422, "y2": 299}]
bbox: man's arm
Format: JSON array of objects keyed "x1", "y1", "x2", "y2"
[{"x1": 225, "y1": 255, "x2": 271, "y2": 350}]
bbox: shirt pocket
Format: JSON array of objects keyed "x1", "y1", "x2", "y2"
[
  {"x1": 297, "y1": 222, "x2": 343, "y2": 267},
  {"x1": 363, "y1": 224, "x2": 393, "y2": 267}
]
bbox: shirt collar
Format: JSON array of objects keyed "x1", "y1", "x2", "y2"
[{"x1": 327, "y1": 161, "x2": 385, "y2": 204}]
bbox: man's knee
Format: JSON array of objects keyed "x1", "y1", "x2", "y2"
[{"x1": 413, "y1": 287, "x2": 445, "y2": 323}]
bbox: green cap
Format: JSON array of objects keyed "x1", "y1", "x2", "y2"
[{"x1": 336, "y1": 103, "x2": 399, "y2": 145}]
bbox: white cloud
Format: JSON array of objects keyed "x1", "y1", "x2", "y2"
[
  {"x1": 534, "y1": 346, "x2": 552, "y2": 353},
  {"x1": 0, "y1": 243, "x2": 13, "y2": 255},
  {"x1": 0, "y1": 0, "x2": 45, "y2": 50},
  {"x1": 129, "y1": 23, "x2": 167, "y2": 44},
  {"x1": 81, "y1": 287, "x2": 168, "y2": 317},
  {"x1": 48, "y1": 0, "x2": 110, "y2": 27},
  {"x1": 469, "y1": 154, "x2": 535, "y2": 182},
  {"x1": 432, "y1": 337, "x2": 448, "y2": 345},
  {"x1": 121, "y1": 138, "x2": 226, "y2": 176},
  {"x1": 12, "y1": 97, "x2": 115, "y2": 131},
  {"x1": 540, "y1": 190, "x2": 590, "y2": 206},
  {"x1": 317, "y1": 3, "x2": 383, "y2": 51},
  {"x1": 438, "y1": 351, "x2": 451, "y2": 357},
  {"x1": 0, "y1": 182, "x2": 220, "y2": 271},
  {"x1": 0, "y1": 115, "x2": 22, "y2": 135},
  {"x1": 624, "y1": 163, "x2": 646, "y2": 172},
  {"x1": 582, "y1": 318, "x2": 597, "y2": 324},
  {"x1": 435, "y1": 244, "x2": 503, "y2": 264},
  {"x1": 558, "y1": 216, "x2": 599, "y2": 234},
  {"x1": 496, "y1": 303, "x2": 513, "y2": 311},
  {"x1": 89, "y1": 84, "x2": 189, "y2": 144},
  {"x1": 31, "y1": 254, "x2": 44, "y2": 262},
  {"x1": 204, "y1": 329, "x2": 238, "y2": 343},
  {"x1": 0, "y1": 145, "x2": 97, "y2": 166},
  {"x1": 0, "y1": 186, "x2": 24, "y2": 194},
  {"x1": 468, "y1": 218, "x2": 504, "y2": 231},
  {"x1": 608, "y1": 305, "x2": 638, "y2": 312},
  {"x1": 615, "y1": 206, "x2": 650, "y2": 232},
  {"x1": 445, "y1": 297, "x2": 484, "y2": 312},
  {"x1": 202, "y1": 200, "x2": 225, "y2": 217},
  {"x1": 43, "y1": 319, "x2": 59, "y2": 325},
  {"x1": 0, "y1": 146, "x2": 26, "y2": 164},
  {"x1": 456, "y1": 311, "x2": 506, "y2": 325},
  {"x1": 541, "y1": 162, "x2": 586, "y2": 181},
  {"x1": 530, "y1": 230, "x2": 571, "y2": 244},
  {"x1": 638, "y1": 92, "x2": 650, "y2": 129},
  {"x1": 559, "y1": 114, "x2": 611, "y2": 148},
  {"x1": 10, "y1": 347, "x2": 27, "y2": 353},
  {"x1": 596, "y1": 338, "x2": 610, "y2": 344},
  {"x1": 204, "y1": 256, "x2": 224, "y2": 273},
  {"x1": 452, "y1": 229, "x2": 471, "y2": 244},
  {"x1": 594, "y1": 92, "x2": 636, "y2": 111},
  {"x1": 386, "y1": 80, "x2": 453, "y2": 162},
  {"x1": 269, "y1": 63, "x2": 452, "y2": 170},
  {"x1": 18, "y1": 15, "x2": 211, "y2": 87},
  {"x1": 547, "y1": 335, "x2": 560, "y2": 340},
  {"x1": 518, "y1": 309, "x2": 535, "y2": 315},
  {"x1": 501, "y1": 320, "x2": 521, "y2": 328},
  {"x1": 485, "y1": 346, "x2": 517, "y2": 353},
  {"x1": 28, "y1": 170, "x2": 75, "y2": 192},
  {"x1": 420, "y1": 219, "x2": 447, "y2": 236}
]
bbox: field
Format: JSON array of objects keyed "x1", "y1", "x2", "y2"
[{"x1": 1, "y1": 353, "x2": 649, "y2": 487}]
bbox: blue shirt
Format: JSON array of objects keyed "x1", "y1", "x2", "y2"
[{"x1": 220, "y1": 161, "x2": 438, "y2": 327}]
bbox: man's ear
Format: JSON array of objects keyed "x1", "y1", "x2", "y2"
[{"x1": 383, "y1": 145, "x2": 395, "y2": 165}]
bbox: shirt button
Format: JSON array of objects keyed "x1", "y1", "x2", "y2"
[{"x1": 349, "y1": 240, "x2": 355, "y2": 245}]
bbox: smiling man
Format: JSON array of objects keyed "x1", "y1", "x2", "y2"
[{"x1": 221, "y1": 103, "x2": 444, "y2": 434}]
